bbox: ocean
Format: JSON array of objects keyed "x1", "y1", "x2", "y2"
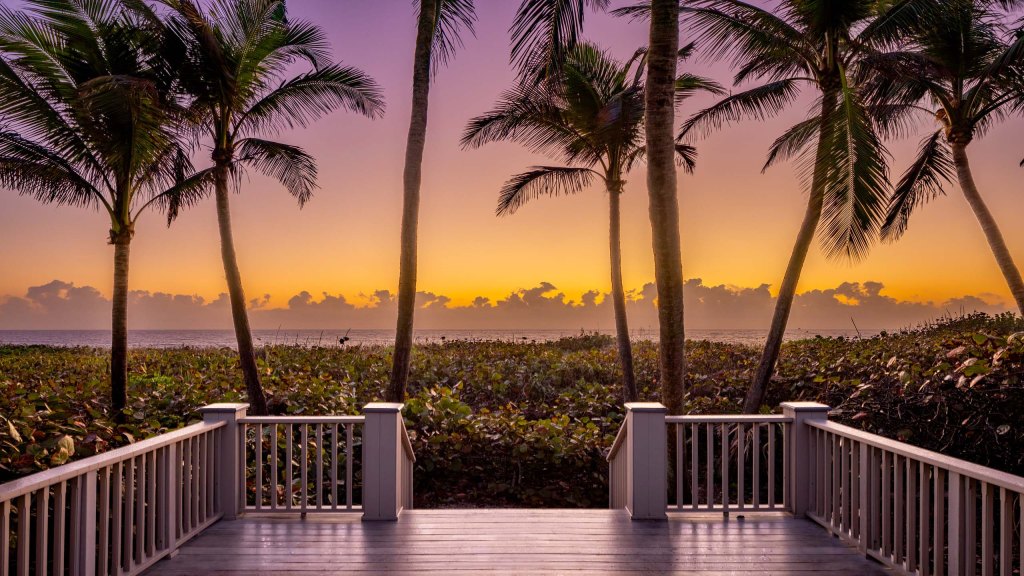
[{"x1": 0, "y1": 328, "x2": 876, "y2": 348}]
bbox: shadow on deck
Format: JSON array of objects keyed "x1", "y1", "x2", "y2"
[{"x1": 144, "y1": 509, "x2": 889, "y2": 575}]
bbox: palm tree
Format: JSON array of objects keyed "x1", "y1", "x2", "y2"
[
  {"x1": 390, "y1": 0, "x2": 476, "y2": 403},
  {"x1": 644, "y1": 0, "x2": 686, "y2": 414},
  {"x1": 0, "y1": 0, "x2": 197, "y2": 421},
  {"x1": 155, "y1": 0, "x2": 384, "y2": 414},
  {"x1": 678, "y1": 0, "x2": 931, "y2": 413},
  {"x1": 463, "y1": 43, "x2": 720, "y2": 402},
  {"x1": 510, "y1": 0, "x2": 609, "y2": 81},
  {"x1": 863, "y1": 0, "x2": 1024, "y2": 316}
]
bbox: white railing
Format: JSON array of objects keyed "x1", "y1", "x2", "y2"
[
  {"x1": 807, "y1": 419, "x2": 1023, "y2": 576},
  {"x1": 666, "y1": 415, "x2": 790, "y2": 513},
  {"x1": 0, "y1": 419, "x2": 224, "y2": 576},
  {"x1": 239, "y1": 416, "x2": 364, "y2": 513},
  {"x1": 0, "y1": 402, "x2": 416, "y2": 575}
]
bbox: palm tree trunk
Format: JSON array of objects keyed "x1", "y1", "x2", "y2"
[
  {"x1": 111, "y1": 236, "x2": 130, "y2": 423},
  {"x1": 644, "y1": 0, "x2": 685, "y2": 414},
  {"x1": 951, "y1": 142, "x2": 1024, "y2": 315},
  {"x1": 389, "y1": 0, "x2": 437, "y2": 403},
  {"x1": 743, "y1": 92, "x2": 836, "y2": 413},
  {"x1": 608, "y1": 185, "x2": 637, "y2": 402},
  {"x1": 214, "y1": 163, "x2": 269, "y2": 415}
]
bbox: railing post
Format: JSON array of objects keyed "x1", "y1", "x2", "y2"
[
  {"x1": 624, "y1": 402, "x2": 668, "y2": 520},
  {"x1": 362, "y1": 402, "x2": 405, "y2": 521},
  {"x1": 199, "y1": 403, "x2": 249, "y2": 521},
  {"x1": 76, "y1": 470, "x2": 97, "y2": 576},
  {"x1": 781, "y1": 402, "x2": 830, "y2": 518}
]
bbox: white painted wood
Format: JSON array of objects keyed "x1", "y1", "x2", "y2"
[
  {"x1": 624, "y1": 403, "x2": 667, "y2": 520},
  {"x1": 1, "y1": 499, "x2": 9, "y2": 576},
  {"x1": 362, "y1": 403, "x2": 405, "y2": 521},
  {"x1": 346, "y1": 424, "x2": 354, "y2": 510},
  {"x1": 200, "y1": 404, "x2": 248, "y2": 521},
  {"x1": 781, "y1": 402, "x2": 830, "y2": 517}
]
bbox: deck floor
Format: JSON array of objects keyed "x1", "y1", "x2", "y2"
[{"x1": 145, "y1": 509, "x2": 889, "y2": 575}]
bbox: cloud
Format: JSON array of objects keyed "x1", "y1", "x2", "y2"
[{"x1": 0, "y1": 279, "x2": 1012, "y2": 331}]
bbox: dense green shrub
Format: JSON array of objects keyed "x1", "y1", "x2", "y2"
[{"x1": 1, "y1": 316, "x2": 1022, "y2": 507}]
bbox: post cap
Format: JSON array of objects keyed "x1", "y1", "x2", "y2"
[
  {"x1": 199, "y1": 403, "x2": 250, "y2": 414},
  {"x1": 780, "y1": 401, "x2": 831, "y2": 413},
  {"x1": 624, "y1": 402, "x2": 668, "y2": 413},
  {"x1": 363, "y1": 402, "x2": 405, "y2": 413}
]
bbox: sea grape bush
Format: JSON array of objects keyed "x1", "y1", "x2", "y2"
[{"x1": 1, "y1": 313, "x2": 1022, "y2": 506}]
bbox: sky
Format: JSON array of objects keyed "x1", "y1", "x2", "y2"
[{"x1": 0, "y1": 1, "x2": 1022, "y2": 331}]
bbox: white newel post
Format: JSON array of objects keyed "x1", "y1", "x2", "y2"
[
  {"x1": 362, "y1": 402, "x2": 405, "y2": 521},
  {"x1": 781, "y1": 402, "x2": 830, "y2": 517},
  {"x1": 200, "y1": 403, "x2": 249, "y2": 520},
  {"x1": 624, "y1": 402, "x2": 668, "y2": 520}
]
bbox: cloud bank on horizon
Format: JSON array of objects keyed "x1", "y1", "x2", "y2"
[{"x1": 0, "y1": 279, "x2": 1010, "y2": 331}]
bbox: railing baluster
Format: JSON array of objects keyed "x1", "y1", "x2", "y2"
[
  {"x1": 301, "y1": 424, "x2": 309, "y2": 512},
  {"x1": 98, "y1": 467, "x2": 109, "y2": 575},
  {"x1": 767, "y1": 423, "x2": 775, "y2": 509},
  {"x1": 270, "y1": 424, "x2": 278, "y2": 511},
  {"x1": 857, "y1": 442, "x2": 867, "y2": 551},
  {"x1": 1018, "y1": 493, "x2": 1023, "y2": 576},
  {"x1": 206, "y1": 431, "x2": 215, "y2": 519},
  {"x1": 317, "y1": 424, "x2": 324, "y2": 510},
  {"x1": 949, "y1": 472, "x2": 963, "y2": 574},
  {"x1": 907, "y1": 457, "x2": 917, "y2": 573},
  {"x1": 920, "y1": 462, "x2": 930, "y2": 576},
  {"x1": 883, "y1": 450, "x2": 892, "y2": 559},
  {"x1": 125, "y1": 455, "x2": 135, "y2": 571},
  {"x1": 346, "y1": 423, "x2": 354, "y2": 510},
  {"x1": 147, "y1": 451, "x2": 156, "y2": 557},
  {"x1": 286, "y1": 425, "x2": 293, "y2": 510},
  {"x1": 752, "y1": 423, "x2": 760, "y2": 510},
  {"x1": 895, "y1": 454, "x2": 905, "y2": 565},
  {"x1": 111, "y1": 461, "x2": 123, "y2": 576},
  {"x1": 841, "y1": 436, "x2": 850, "y2": 534},
  {"x1": 1, "y1": 499, "x2": 9, "y2": 576},
  {"x1": 675, "y1": 424, "x2": 683, "y2": 510},
  {"x1": 331, "y1": 424, "x2": 339, "y2": 510},
  {"x1": 191, "y1": 435, "x2": 200, "y2": 530},
  {"x1": 35, "y1": 486, "x2": 49, "y2": 575},
  {"x1": 136, "y1": 455, "x2": 146, "y2": 564},
  {"x1": 721, "y1": 423, "x2": 729, "y2": 512},
  {"x1": 705, "y1": 423, "x2": 713, "y2": 509},
  {"x1": 15, "y1": 494, "x2": 28, "y2": 576},
  {"x1": 999, "y1": 487, "x2": 1011, "y2": 576},
  {"x1": 255, "y1": 423, "x2": 263, "y2": 511},
  {"x1": 690, "y1": 424, "x2": 698, "y2": 510},
  {"x1": 967, "y1": 477, "x2": 978, "y2": 573},
  {"x1": 982, "y1": 481, "x2": 995, "y2": 576},
  {"x1": 737, "y1": 423, "x2": 745, "y2": 511},
  {"x1": 933, "y1": 467, "x2": 945, "y2": 576}
]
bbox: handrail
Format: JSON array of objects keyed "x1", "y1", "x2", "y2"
[
  {"x1": 240, "y1": 415, "x2": 364, "y2": 424},
  {"x1": 607, "y1": 419, "x2": 628, "y2": 462},
  {"x1": 0, "y1": 420, "x2": 223, "y2": 503},
  {"x1": 808, "y1": 419, "x2": 1024, "y2": 493},
  {"x1": 666, "y1": 414, "x2": 792, "y2": 424},
  {"x1": 400, "y1": 421, "x2": 416, "y2": 463}
]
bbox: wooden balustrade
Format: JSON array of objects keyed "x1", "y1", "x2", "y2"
[
  {"x1": 807, "y1": 419, "x2": 1024, "y2": 576},
  {"x1": 666, "y1": 415, "x2": 791, "y2": 513},
  {"x1": 0, "y1": 420, "x2": 224, "y2": 576},
  {"x1": 238, "y1": 416, "x2": 364, "y2": 514}
]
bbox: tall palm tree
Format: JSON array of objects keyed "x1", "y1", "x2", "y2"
[
  {"x1": 864, "y1": 0, "x2": 1024, "y2": 316},
  {"x1": 463, "y1": 43, "x2": 720, "y2": 402},
  {"x1": 390, "y1": 0, "x2": 476, "y2": 403},
  {"x1": 644, "y1": 0, "x2": 686, "y2": 414},
  {"x1": 0, "y1": 0, "x2": 197, "y2": 421},
  {"x1": 155, "y1": 0, "x2": 384, "y2": 414},
  {"x1": 510, "y1": 0, "x2": 609, "y2": 81},
  {"x1": 678, "y1": 0, "x2": 933, "y2": 413}
]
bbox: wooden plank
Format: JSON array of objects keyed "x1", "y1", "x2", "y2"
[
  {"x1": 690, "y1": 423, "x2": 698, "y2": 510},
  {"x1": 675, "y1": 424, "x2": 683, "y2": 510},
  {"x1": 882, "y1": 450, "x2": 892, "y2": 559},
  {"x1": 286, "y1": 425, "x2": 293, "y2": 511},
  {"x1": 301, "y1": 424, "x2": 309, "y2": 511},
  {"x1": 53, "y1": 481, "x2": 66, "y2": 575},
  {"x1": 737, "y1": 423, "x2": 745, "y2": 511},
  {"x1": 706, "y1": 423, "x2": 713, "y2": 509},
  {"x1": 721, "y1": 423, "x2": 729, "y2": 512},
  {"x1": 112, "y1": 461, "x2": 123, "y2": 576},
  {"x1": 920, "y1": 462, "x2": 930, "y2": 576},
  {"x1": 254, "y1": 424, "x2": 263, "y2": 511},
  {"x1": 331, "y1": 424, "x2": 338, "y2": 510},
  {"x1": 767, "y1": 423, "x2": 775, "y2": 509},
  {"x1": 752, "y1": 423, "x2": 760, "y2": 510},
  {"x1": 982, "y1": 481, "x2": 994, "y2": 576},
  {"x1": 136, "y1": 454, "x2": 146, "y2": 565},
  {"x1": 1, "y1": 499, "x2": 9, "y2": 576},
  {"x1": 999, "y1": 487, "x2": 1011, "y2": 576},
  {"x1": 270, "y1": 425, "x2": 279, "y2": 511},
  {"x1": 345, "y1": 424, "x2": 354, "y2": 510},
  {"x1": 147, "y1": 450, "x2": 157, "y2": 557},
  {"x1": 317, "y1": 424, "x2": 324, "y2": 510},
  {"x1": 16, "y1": 494, "x2": 28, "y2": 576},
  {"x1": 35, "y1": 485, "x2": 48, "y2": 575},
  {"x1": 907, "y1": 457, "x2": 917, "y2": 572},
  {"x1": 933, "y1": 468, "x2": 945, "y2": 576}
]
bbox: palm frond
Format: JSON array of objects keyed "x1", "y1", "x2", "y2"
[
  {"x1": 680, "y1": 79, "x2": 803, "y2": 139},
  {"x1": 429, "y1": 0, "x2": 476, "y2": 72},
  {"x1": 0, "y1": 129, "x2": 101, "y2": 208},
  {"x1": 510, "y1": 0, "x2": 608, "y2": 80},
  {"x1": 497, "y1": 165, "x2": 598, "y2": 215},
  {"x1": 817, "y1": 73, "x2": 889, "y2": 262},
  {"x1": 762, "y1": 115, "x2": 819, "y2": 173},
  {"x1": 881, "y1": 130, "x2": 953, "y2": 242},
  {"x1": 236, "y1": 138, "x2": 317, "y2": 205},
  {"x1": 675, "y1": 144, "x2": 697, "y2": 173},
  {"x1": 674, "y1": 72, "x2": 725, "y2": 103}
]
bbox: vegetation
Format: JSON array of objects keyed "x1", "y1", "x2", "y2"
[
  {"x1": 463, "y1": 42, "x2": 721, "y2": 403},
  {"x1": 3, "y1": 314, "x2": 1022, "y2": 507}
]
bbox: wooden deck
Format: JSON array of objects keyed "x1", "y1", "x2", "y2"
[{"x1": 144, "y1": 509, "x2": 889, "y2": 575}]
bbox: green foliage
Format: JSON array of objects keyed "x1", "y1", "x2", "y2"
[{"x1": 2, "y1": 313, "x2": 1023, "y2": 506}]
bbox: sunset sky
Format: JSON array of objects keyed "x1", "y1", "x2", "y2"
[{"x1": 1, "y1": 1, "x2": 1022, "y2": 330}]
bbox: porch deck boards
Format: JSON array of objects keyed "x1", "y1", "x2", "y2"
[{"x1": 144, "y1": 509, "x2": 889, "y2": 575}]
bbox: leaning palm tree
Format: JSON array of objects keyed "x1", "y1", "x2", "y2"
[
  {"x1": 863, "y1": 0, "x2": 1024, "y2": 315},
  {"x1": 155, "y1": 0, "x2": 384, "y2": 414},
  {"x1": 390, "y1": 0, "x2": 476, "y2": 403},
  {"x1": 0, "y1": 0, "x2": 197, "y2": 420},
  {"x1": 463, "y1": 43, "x2": 720, "y2": 402},
  {"x1": 677, "y1": 0, "x2": 933, "y2": 413}
]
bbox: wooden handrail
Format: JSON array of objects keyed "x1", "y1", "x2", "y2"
[
  {"x1": 400, "y1": 421, "x2": 416, "y2": 463},
  {"x1": 0, "y1": 421, "x2": 224, "y2": 503},
  {"x1": 666, "y1": 414, "x2": 792, "y2": 424},
  {"x1": 606, "y1": 419, "x2": 628, "y2": 462},
  {"x1": 808, "y1": 419, "x2": 1024, "y2": 493},
  {"x1": 240, "y1": 415, "x2": 365, "y2": 424}
]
